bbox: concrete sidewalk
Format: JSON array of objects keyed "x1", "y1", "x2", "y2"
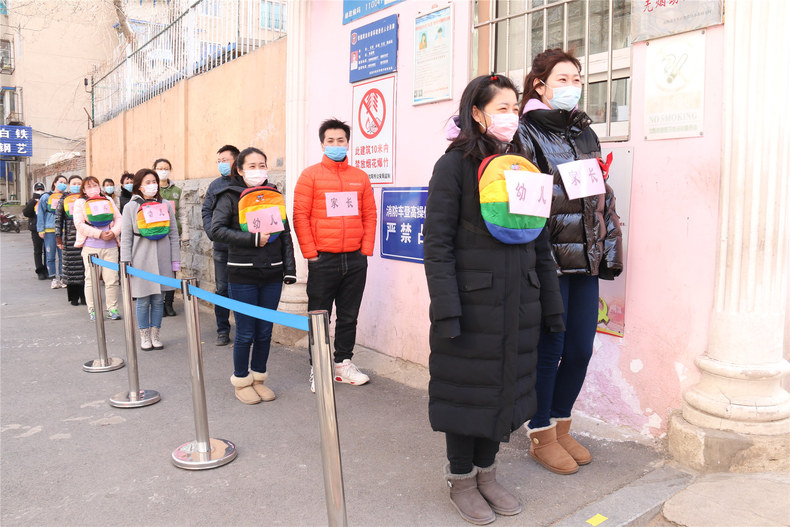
[{"x1": 0, "y1": 233, "x2": 782, "y2": 526}]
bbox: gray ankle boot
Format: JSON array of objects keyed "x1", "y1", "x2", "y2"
[
  {"x1": 476, "y1": 462, "x2": 522, "y2": 516},
  {"x1": 445, "y1": 465, "x2": 495, "y2": 525}
]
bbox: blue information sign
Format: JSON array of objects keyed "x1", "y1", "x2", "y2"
[
  {"x1": 380, "y1": 187, "x2": 427, "y2": 264},
  {"x1": 0, "y1": 125, "x2": 32, "y2": 157},
  {"x1": 343, "y1": 0, "x2": 404, "y2": 25},
  {"x1": 350, "y1": 14, "x2": 398, "y2": 83}
]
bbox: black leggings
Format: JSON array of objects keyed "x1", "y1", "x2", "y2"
[{"x1": 446, "y1": 433, "x2": 500, "y2": 474}]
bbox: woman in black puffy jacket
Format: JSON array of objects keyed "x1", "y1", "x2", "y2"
[
  {"x1": 517, "y1": 49, "x2": 623, "y2": 475},
  {"x1": 211, "y1": 147, "x2": 296, "y2": 405}
]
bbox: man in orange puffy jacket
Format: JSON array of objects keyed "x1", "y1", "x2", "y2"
[{"x1": 293, "y1": 118, "x2": 377, "y2": 392}]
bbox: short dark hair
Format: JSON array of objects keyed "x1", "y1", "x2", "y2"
[
  {"x1": 231, "y1": 147, "x2": 268, "y2": 179},
  {"x1": 152, "y1": 158, "x2": 172, "y2": 170},
  {"x1": 133, "y1": 168, "x2": 162, "y2": 200},
  {"x1": 68, "y1": 175, "x2": 83, "y2": 185},
  {"x1": 120, "y1": 172, "x2": 134, "y2": 184},
  {"x1": 102, "y1": 178, "x2": 115, "y2": 186},
  {"x1": 318, "y1": 118, "x2": 350, "y2": 143},
  {"x1": 217, "y1": 145, "x2": 240, "y2": 158}
]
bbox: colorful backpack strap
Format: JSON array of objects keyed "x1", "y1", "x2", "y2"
[
  {"x1": 85, "y1": 197, "x2": 114, "y2": 227},
  {"x1": 237, "y1": 186, "x2": 287, "y2": 241},
  {"x1": 47, "y1": 192, "x2": 63, "y2": 213},
  {"x1": 135, "y1": 200, "x2": 170, "y2": 240},
  {"x1": 477, "y1": 153, "x2": 547, "y2": 244}
]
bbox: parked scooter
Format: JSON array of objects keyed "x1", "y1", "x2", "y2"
[{"x1": 0, "y1": 203, "x2": 21, "y2": 233}]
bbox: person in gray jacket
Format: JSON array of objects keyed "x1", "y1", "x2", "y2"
[{"x1": 120, "y1": 168, "x2": 180, "y2": 351}]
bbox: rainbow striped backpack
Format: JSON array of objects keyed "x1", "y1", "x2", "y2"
[
  {"x1": 477, "y1": 153, "x2": 547, "y2": 244},
  {"x1": 47, "y1": 192, "x2": 63, "y2": 213},
  {"x1": 84, "y1": 197, "x2": 114, "y2": 227},
  {"x1": 135, "y1": 200, "x2": 170, "y2": 240},
  {"x1": 63, "y1": 194, "x2": 80, "y2": 218},
  {"x1": 237, "y1": 186, "x2": 286, "y2": 241}
]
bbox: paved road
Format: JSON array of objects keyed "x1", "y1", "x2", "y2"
[{"x1": 1, "y1": 232, "x2": 667, "y2": 526}]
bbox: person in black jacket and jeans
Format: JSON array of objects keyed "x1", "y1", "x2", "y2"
[
  {"x1": 211, "y1": 147, "x2": 296, "y2": 405},
  {"x1": 424, "y1": 74, "x2": 564, "y2": 525},
  {"x1": 202, "y1": 144, "x2": 239, "y2": 346},
  {"x1": 118, "y1": 172, "x2": 134, "y2": 213},
  {"x1": 517, "y1": 49, "x2": 623, "y2": 476},
  {"x1": 23, "y1": 182, "x2": 47, "y2": 280}
]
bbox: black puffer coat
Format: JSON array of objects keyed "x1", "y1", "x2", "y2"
[
  {"x1": 54, "y1": 194, "x2": 85, "y2": 285},
  {"x1": 518, "y1": 108, "x2": 623, "y2": 279},
  {"x1": 211, "y1": 180, "x2": 296, "y2": 285},
  {"x1": 424, "y1": 149, "x2": 564, "y2": 442}
]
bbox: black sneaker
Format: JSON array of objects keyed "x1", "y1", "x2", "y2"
[{"x1": 215, "y1": 333, "x2": 230, "y2": 346}]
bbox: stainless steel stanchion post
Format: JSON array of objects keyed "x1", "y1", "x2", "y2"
[
  {"x1": 309, "y1": 310, "x2": 348, "y2": 527},
  {"x1": 84, "y1": 258, "x2": 124, "y2": 373},
  {"x1": 172, "y1": 278, "x2": 236, "y2": 470},
  {"x1": 109, "y1": 262, "x2": 161, "y2": 408}
]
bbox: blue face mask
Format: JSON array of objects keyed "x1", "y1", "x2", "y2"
[
  {"x1": 218, "y1": 162, "x2": 231, "y2": 176},
  {"x1": 56, "y1": 182, "x2": 67, "y2": 192},
  {"x1": 541, "y1": 80, "x2": 582, "y2": 111},
  {"x1": 104, "y1": 186, "x2": 115, "y2": 195},
  {"x1": 123, "y1": 183, "x2": 133, "y2": 192},
  {"x1": 69, "y1": 184, "x2": 81, "y2": 193},
  {"x1": 324, "y1": 146, "x2": 348, "y2": 162}
]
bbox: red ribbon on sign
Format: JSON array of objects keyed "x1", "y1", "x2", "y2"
[{"x1": 597, "y1": 152, "x2": 613, "y2": 180}]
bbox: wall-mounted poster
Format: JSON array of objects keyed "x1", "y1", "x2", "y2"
[
  {"x1": 380, "y1": 187, "x2": 427, "y2": 263},
  {"x1": 343, "y1": 0, "x2": 405, "y2": 25},
  {"x1": 351, "y1": 74, "x2": 396, "y2": 184},
  {"x1": 349, "y1": 14, "x2": 398, "y2": 83},
  {"x1": 413, "y1": 4, "x2": 452, "y2": 105},
  {"x1": 631, "y1": 0, "x2": 723, "y2": 42}
]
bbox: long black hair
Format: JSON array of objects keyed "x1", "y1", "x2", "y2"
[{"x1": 447, "y1": 74, "x2": 524, "y2": 161}]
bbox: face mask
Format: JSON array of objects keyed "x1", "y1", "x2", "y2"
[
  {"x1": 104, "y1": 186, "x2": 114, "y2": 195},
  {"x1": 218, "y1": 162, "x2": 231, "y2": 177},
  {"x1": 56, "y1": 182, "x2": 67, "y2": 192},
  {"x1": 70, "y1": 184, "x2": 81, "y2": 194},
  {"x1": 483, "y1": 112, "x2": 520, "y2": 143},
  {"x1": 542, "y1": 81, "x2": 582, "y2": 111},
  {"x1": 324, "y1": 146, "x2": 348, "y2": 162},
  {"x1": 86, "y1": 187, "x2": 101, "y2": 198},
  {"x1": 142, "y1": 183, "x2": 159, "y2": 198},
  {"x1": 156, "y1": 170, "x2": 170, "y2": 181},
  {"x1": 123, "y1": 183, "x2": 133, "y2": 192},
  {"x1": 242, "y1": 169, "x2": 268, "y2": 188}
]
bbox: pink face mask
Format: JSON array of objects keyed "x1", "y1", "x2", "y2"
[
  {"x1": 86, "y1": 187, "x2": 101, "y2": 198},
  {"x1": 484, "y1": 112, "x2": 520, "y2": 143}
]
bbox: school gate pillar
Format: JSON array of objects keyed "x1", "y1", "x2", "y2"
[{"x1": 667, "y1": 0, "x2": 790, "y2": 472}]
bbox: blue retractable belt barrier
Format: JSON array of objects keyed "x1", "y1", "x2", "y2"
[{"x1": 91, "y1": 256, "x2": 309, "y2": 332}]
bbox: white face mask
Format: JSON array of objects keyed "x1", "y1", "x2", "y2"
[
  {"x1": 142, "y1": 183, "x2": 159, "y2": 198},
  {"x1": 242, "y1": 169, "x2": 268, "y2": 188},
  {"x1": 156, "y1": 170, "x2": 170, "y2": 181}
]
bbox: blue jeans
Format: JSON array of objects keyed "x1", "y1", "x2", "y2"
[
  {"x1": 529, "y1": 274, "x2": 599, "y2": 429},
  {"x1": 43, "y1": 232, "x2": 62, "y2": 278},
  {"x1": 228, "y1": 281, "x2": 282, "y2": 377},
  {"x1": 136, "y1": 294, "x2": 164, "y2": 329},
  {"x1": 213, "y1": 249, "x2": 230, "y2": 336}
]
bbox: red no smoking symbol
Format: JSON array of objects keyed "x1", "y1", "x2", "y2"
[{"x1": 358, "y1": 88, "x2": 386, "y2": 139}]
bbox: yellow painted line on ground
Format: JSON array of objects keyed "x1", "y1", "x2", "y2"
[{"x1": 586, "y1": 513, "x2": 608, "y2": 526}]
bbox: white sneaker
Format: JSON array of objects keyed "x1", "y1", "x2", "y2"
[
  {"x1": 309, "y1": 367, "x2": 315, "y2": 393},
  {"x1": 334, "y1": 360, "x2": 369, "y2": 386},
  {"x1": 59, "y1": 278, "x2": 68, "y2": 288},
  {"x1": 50, "y1": 278, "x2": 59, "y2": 289}
]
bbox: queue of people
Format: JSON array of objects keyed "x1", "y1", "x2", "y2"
[{"x1": 22, "y1": 46, "x2": 622, "y2": 525}]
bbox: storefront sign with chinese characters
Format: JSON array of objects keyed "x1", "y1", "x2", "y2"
[
  {"x1": 380, "y1": 187, "x2": 427, "y2": 263},
  {"x1": 0, "y1": 126, "x2": 33, "y2": 157}
]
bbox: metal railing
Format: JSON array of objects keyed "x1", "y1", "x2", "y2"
[{"x1": 91, "y1": 0, "x2": 287, "y2": 126}]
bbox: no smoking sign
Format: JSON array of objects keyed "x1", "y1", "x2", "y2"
[{"x1": 352, "y1": 74, "x2": 395, "y2": 184}]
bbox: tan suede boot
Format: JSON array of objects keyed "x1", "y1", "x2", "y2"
[
  {"x1": 554, "y1": 417, "x2": 591, "y2": 465},
  {"x1": 527, "y1": 422, "x2": 578, "y2": 475},
  {"x1": 251, "y1": 371, "x2": 276, "y2": 402},
  {"x1": 445, "y1": 465, "x2": 495, "y2": 525},
  {"x1": 476, "y1": 462, "x2": 522, "y2": 516},
  {"x1": 230, "y1": 374, "x2": 260, "y2": 404}
]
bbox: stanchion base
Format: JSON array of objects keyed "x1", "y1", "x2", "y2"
[
  {"x1": 109, "y1": 389, "x2": 161, "y2": 408},
  {"x1": 83, "y1": 357, "x2": 125, "y2": 373},
  {"x1": 172, "y1": 438, "x2": 237, "y2": 470}
]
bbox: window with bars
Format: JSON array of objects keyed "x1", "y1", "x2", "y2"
[{"x1": 473, "y1": 0, "x2": 632, "y2": 140}]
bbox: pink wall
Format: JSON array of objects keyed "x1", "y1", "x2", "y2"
[{"x1": 304, "y1": 1, "x2": 725, "y2": 436}]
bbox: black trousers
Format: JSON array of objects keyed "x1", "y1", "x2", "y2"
[
  {"x1": 307, "y1": 251, "x2": 367, "y2": 363},
  {"x1": 445, "y1": 433, "x2": 500, "y2": 474},
  {"x1": 31, "y1": 230, "x2": 46, "y2": 276}
]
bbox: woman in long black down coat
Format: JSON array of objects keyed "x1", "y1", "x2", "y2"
[{"x1": 424, "y1": 74, "x2": 564, "y2": 525}]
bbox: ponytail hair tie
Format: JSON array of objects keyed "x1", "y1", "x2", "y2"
[{"x1": 489, "y1": 73, "x2": 499, "y2": 81}]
